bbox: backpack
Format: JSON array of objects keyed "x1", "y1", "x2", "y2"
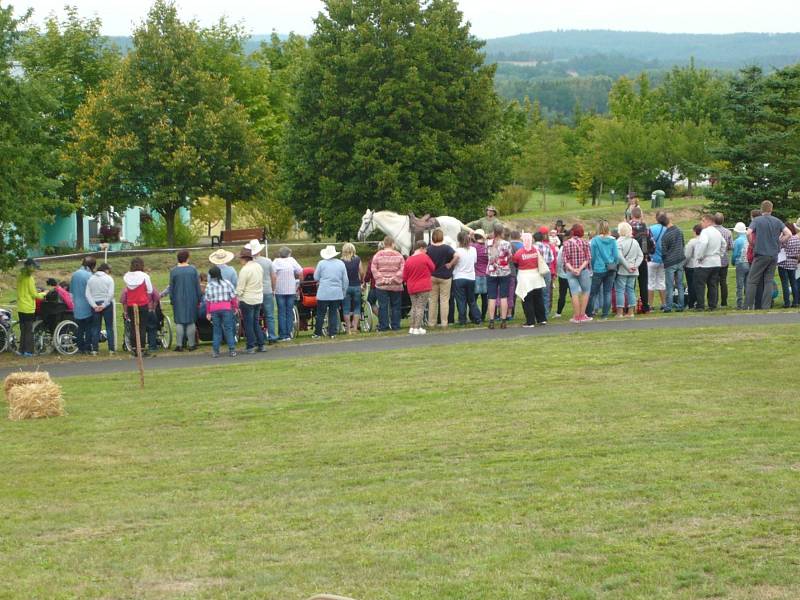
[{"x1": 632, "y1": 221, "x2": 655, "y2": 256}]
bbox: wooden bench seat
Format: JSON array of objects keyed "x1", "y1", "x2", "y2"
[{"x1": 210, "y1": 227, "x2": 265, "y2": 247}]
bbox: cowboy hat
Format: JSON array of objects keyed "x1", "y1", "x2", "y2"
[
  {"x1": 246, "y1": 238, "x2": 265, "y2": 256},
  {"x1": 320, "y1": 245, "x2": 340, "y2": 260},
  {"x1": 239, "y1": 247, "x2": 253, "y2": 259},
  {"x1": 733, "y1": 222, "x2": 747, "y2": 234},
  {"x1": 473, "y1": 229, "x2": 486, "y2": 239},
  {"x1": 485, "y1": 205, "x2": 498, "y2": 214},
  {"x1": 209, "y1": 248, "x2": 234, "y2": 265}
]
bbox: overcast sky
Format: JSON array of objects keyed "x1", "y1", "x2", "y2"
[{"x1": 21, "y1": 0, "x2": 800, "y2": 38}]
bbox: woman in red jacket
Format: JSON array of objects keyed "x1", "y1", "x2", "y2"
[{"x1": 402, "y1": 241, "x2": 435, "y2": 335}]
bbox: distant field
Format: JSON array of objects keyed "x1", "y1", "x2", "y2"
[{"x1": 2, "y1": 324, "x2": 799, "y2": 598}]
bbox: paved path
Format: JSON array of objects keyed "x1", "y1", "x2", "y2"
[{"x1": 2, "y1": 311, "x2": 798, "y2": 380}]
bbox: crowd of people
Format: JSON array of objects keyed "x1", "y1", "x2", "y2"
[{"x1": 12, "y1": 200, "x2": 799, "y2": 358}]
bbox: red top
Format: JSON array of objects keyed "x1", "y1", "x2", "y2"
[
  {"x1": 403, "y1": 252, "x2": 436, "y2": 294},
  {"x1": 512, "y1": 247, "x2": 541, "y2": 270},
  {"x1": 127, "y1": 282, "x2": 149, "y2": 307}
]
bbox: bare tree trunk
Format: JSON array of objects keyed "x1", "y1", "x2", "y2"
[
  {"x1": 76, "y1": 207, "x2": 85, "y2": 250},
  {"x1": 687, "y1": 179, "x2": 694, "y2": 197},
  {"x1": 225, "y1": 198, "x2": 232, "y2": 232},
  {"x1": 164, "y1": 207, "x2": 177, "y2": 247}
]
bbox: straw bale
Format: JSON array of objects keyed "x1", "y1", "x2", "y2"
[
  {"x1": 7, "y1": 382, "x2": 65, "y2": 421},
  {"x1": 4, "y1": 371, "x2": 51, "y2": 397}
]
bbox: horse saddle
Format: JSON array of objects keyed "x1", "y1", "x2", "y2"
[{"x1": 409, "y1": 212, "x2": 439, "y2": 233}]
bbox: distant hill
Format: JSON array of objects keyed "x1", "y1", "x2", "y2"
[{"x1": 484, "y1": 30, "x2": 800, "y2": 70}]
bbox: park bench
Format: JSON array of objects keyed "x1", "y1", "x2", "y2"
[{"x1": 210, "y1": 227, "x2": 266, "y2": 247}]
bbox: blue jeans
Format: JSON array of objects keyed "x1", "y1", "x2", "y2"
[
  {"x1": 262, "y1": 293, "x2": 278, "y2": 342},
  {"x1": 664, "y1": 263, "x2": 685, "y2": 311},
  {"x1": 75, "y1": 316, "x2": 92, "y2": 353},
  {"x1": 615, "y1": 274, "x2": 637, "y2": 311},
  {"x1": 735, "y1": 262, "x2": 750, "y2": 308},
  {"x1": 240, "y1": 301, "x2": 264, "y2": 349},
  {"x1": 211, "y1": 310, "x2": 236, "y2": 353},
  {"x1": 541, "y1": 272, "x2": 552, "y2": 319},
  {"x1": 342, "y1": 286, "x2": 362, "y2": 316},
  {"x1": 276, "y1": 294, "x2": 295, "y2": 339},
  {"x1": 588, "y1": 270, "x2": 615, "y2": 317},
  {"x1": 778, "y1": 267, "x2": 799, "y2": 307},
  {"x1": 90, "y1": 303, "x2": 115, "y2": 351},
  {"x1": 315, "y1": 299, "x2": 341, "y2": 336},
  {"x1": 375, "y1": 288, "x2": 401, "y2": 331},
  {"x1": 566, "y1": 270, "x2": 591, "y2": 295},
  {"x1": 453, "y1": 278, "x2": 481, "y2": 325}
]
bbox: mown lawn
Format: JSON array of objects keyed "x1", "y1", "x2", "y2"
[{"x1": 2, "y1": 324, "x2": 799, "y2": 599}]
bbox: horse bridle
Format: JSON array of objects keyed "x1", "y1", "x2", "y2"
[{"x1": 358, "y1": 210, "x2": 374, "y2": 240}]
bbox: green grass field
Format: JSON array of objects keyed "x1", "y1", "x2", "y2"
[{"x1": 2, "y1": 324, "x2": 799, "y2": 599}]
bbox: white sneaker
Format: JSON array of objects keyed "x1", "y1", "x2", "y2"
[
  {"x1": 418, "y1": 328, "x2": 427, "y2": 335},
  {"x1": 554, "y1": 313, "x2": 562, "y2": 318},
  {"x1": 409, "y1": 328, "x2": 418, "y2": 335}
]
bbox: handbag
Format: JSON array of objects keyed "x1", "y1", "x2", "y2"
[
  {"x1": 777, "y1": 248, "x2": 788, "y2": 263},
  {"x1": 605, "y1": 261, "x2": 618, "y2": 272}
]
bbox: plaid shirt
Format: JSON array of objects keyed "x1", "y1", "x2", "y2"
[
  {"x1": 204, "y1": 278, "x2": 236, "y2": 303},
  {"x1": 779, "y1": 235, "x2": 800, "y2": 270},
  {"x1": 535, "y1": 241, "x2": 555, "y2": 274},
  {"x1": 562, "y1": 237, "x2": 592, "y2": 273}
]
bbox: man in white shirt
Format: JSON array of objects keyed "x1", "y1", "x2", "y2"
[{"x1": 693, "y1": 214, "x2": 725, "y2": 311}]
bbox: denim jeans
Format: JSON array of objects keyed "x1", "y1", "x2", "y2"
[
  {"x1": 211, "y1": 309, "x2": 236, "y2": 353},
  {"x1": 588, "y1": 270, "x2": 615, "y2": 317},
  {"x1": 75, "y1": 316, "x2": 92, "y2": 353},
  {"x1": 90, "y1": 303, "x2": 116, "y2": 351},
  {"x1": 342, "y1": 285, "x2": 362, "y2": 316},
  {"x1": 735, "y1": 262, "x2": 750, "y2": 308},
  {"x1": 614, "y1": 274, "x2": 637, "y2": 312},
  {"x1": 664, "y1": 263, "x2": 685, "y2": 311},
  {"x1": 276, "y1": 294, "x2": 295, "y2": 339},
  {"x1": 240, "y1": 301, "x2": 264, "y2": 349},
  {"x1": 541, "y1": 272, "x2": 552, "y2": 319},
  {"x1": 262, "y1": 293, "x2": 278, "y2": 342},
  {"x1": 375, "y1": 288, "x2": 401, "y2": 331},
  {"x1": 315, "y1": 299, "x2": 341, "y2": 336},
  {"x1": 778, "y1": 266, "x2": 799, "y2": 307},
  {"x1": 453, "y1": 278, "x2": 480, "y2": 325}
]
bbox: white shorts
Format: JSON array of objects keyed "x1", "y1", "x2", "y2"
[{"x1": 648, "y1": 262, "x2": 666, "y2": 291}]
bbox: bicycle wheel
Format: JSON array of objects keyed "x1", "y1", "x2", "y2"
[
  {"x1": 0, "y1": 323, "x2": 9, "y2": 353},
  {"x1": 53, "y1": 320, "x2": 80, "y2": 355},
  {"x1": 359, "y1": 300, "x2": 375, "y2": 333},
  {"x1": 32, "y1": 321, "x2": 53, "y2": 355},
  {"x1": 8, "y1": 321, "x2": 21, "y2": 353},
  {"x1": 122, "y1": 320, "x2": 132, "y2": 352},
  {"x1": 291, "y1": 306, "x2": 299, "y2": 339},
  {"x1": 159, "y1": 315, "x2": 173, "y2": 349}
]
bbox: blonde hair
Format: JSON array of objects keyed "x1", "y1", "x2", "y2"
[
  {"x1": 617, "y1": 221, "x2": 632, "y2": 237},
  {"x1": 341, "y1": 242, "x2": 356, "y2": 260},
  {"x1": 597, "y1": 220, "x2": 610, "y2": 236}
]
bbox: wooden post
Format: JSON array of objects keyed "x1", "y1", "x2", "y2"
[{"x1": 132, "y1": 307, "x2": 145, "y2": 389}]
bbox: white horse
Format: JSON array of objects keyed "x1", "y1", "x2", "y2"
[{"x1": 357, "y1": 209, "x2": 467, "y2": 256}]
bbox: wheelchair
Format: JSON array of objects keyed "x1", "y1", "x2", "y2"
[{"x1": 31, "y1": 299, "x2": 81, "y2": 356}]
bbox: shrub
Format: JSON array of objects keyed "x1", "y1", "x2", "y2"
[
  {"x1": 493, "y1": 185, "x2": 531, "y2": 216},
  {"x1": 139, "y1": 218, "x2": 199, "y2": 248}
]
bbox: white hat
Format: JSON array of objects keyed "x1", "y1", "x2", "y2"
[
  {"x1": 473, "y1": 228, "x2": 486, "y2": 239},
  {"x1": 208, "y1": 248, "x2": 234, "y2": 265},
  {"x1": 320, "y1": 245, "x2": 339, "y2": 260},
  {"x1": 246, "y1": 238, "x2": 265, "y2": 256},
  {"x1": 733, "y1": 222, "x2": 747, "y2": 234}
]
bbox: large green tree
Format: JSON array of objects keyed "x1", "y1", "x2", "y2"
[
  {"x1": 18, "y1": 6, "x2": 120, "y2": 249},
  {"x1": 70, "y1": 0, "x2": 269, "y2": 246},
  {"x1": 708, "y1": 65, "x2": 800, "y2": 223},
  {"x1": 0, "y1": 5, "x2": 59, "y2": 268},
  {"x1": 284, "y1": 0, "x2": 510, "y2": 239}
]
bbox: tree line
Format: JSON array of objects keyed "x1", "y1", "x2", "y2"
[{"x1": 2, "y1": 0, "x2": 799, "y2": 270}]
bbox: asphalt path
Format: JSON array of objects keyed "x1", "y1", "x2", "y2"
[{"x1": 2, "y1": 311, "x2": 798, "y2": 380}]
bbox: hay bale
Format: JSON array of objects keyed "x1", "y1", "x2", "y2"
[
  {"x1": 7, "y1": 381, "x2": 64, "y2": 421},
  {"x1": 4, "y1": 371, "x2": 51, "y2": 397}
]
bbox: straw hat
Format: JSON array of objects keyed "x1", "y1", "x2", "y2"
[
  {"x1": 209, "y1": 249, "x2": 234, "y2": 265},
  {"x1": 239, "y1": 247, "x2": 253, "y2": 259},
  {"x1": 486, "y1": 205, "x2": 498, "y2": 214},
  {"x1": 473, "y1": 228, "x2": 486, "y2": 239},
  {"x1": 320, "y1": 245, "x2": 340, "y2": 260},
  {"x1": 733, "y1": 222, "x2": 747, "y2": 234},
  {"x1": 246, "y1": 238, "x2": 264, "y2": 256}
]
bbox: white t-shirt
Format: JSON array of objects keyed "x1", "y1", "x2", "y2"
[{"x1": 452, "y1": 246, "x2": 477, "y2": 281}]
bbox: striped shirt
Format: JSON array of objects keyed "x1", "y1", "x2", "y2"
[
  {"x1": 204, "y1": 278, "x2": 236, "y2": 303},
  {"x1": 273, "y1": 257, "x2": 303, "y2": 295}
]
